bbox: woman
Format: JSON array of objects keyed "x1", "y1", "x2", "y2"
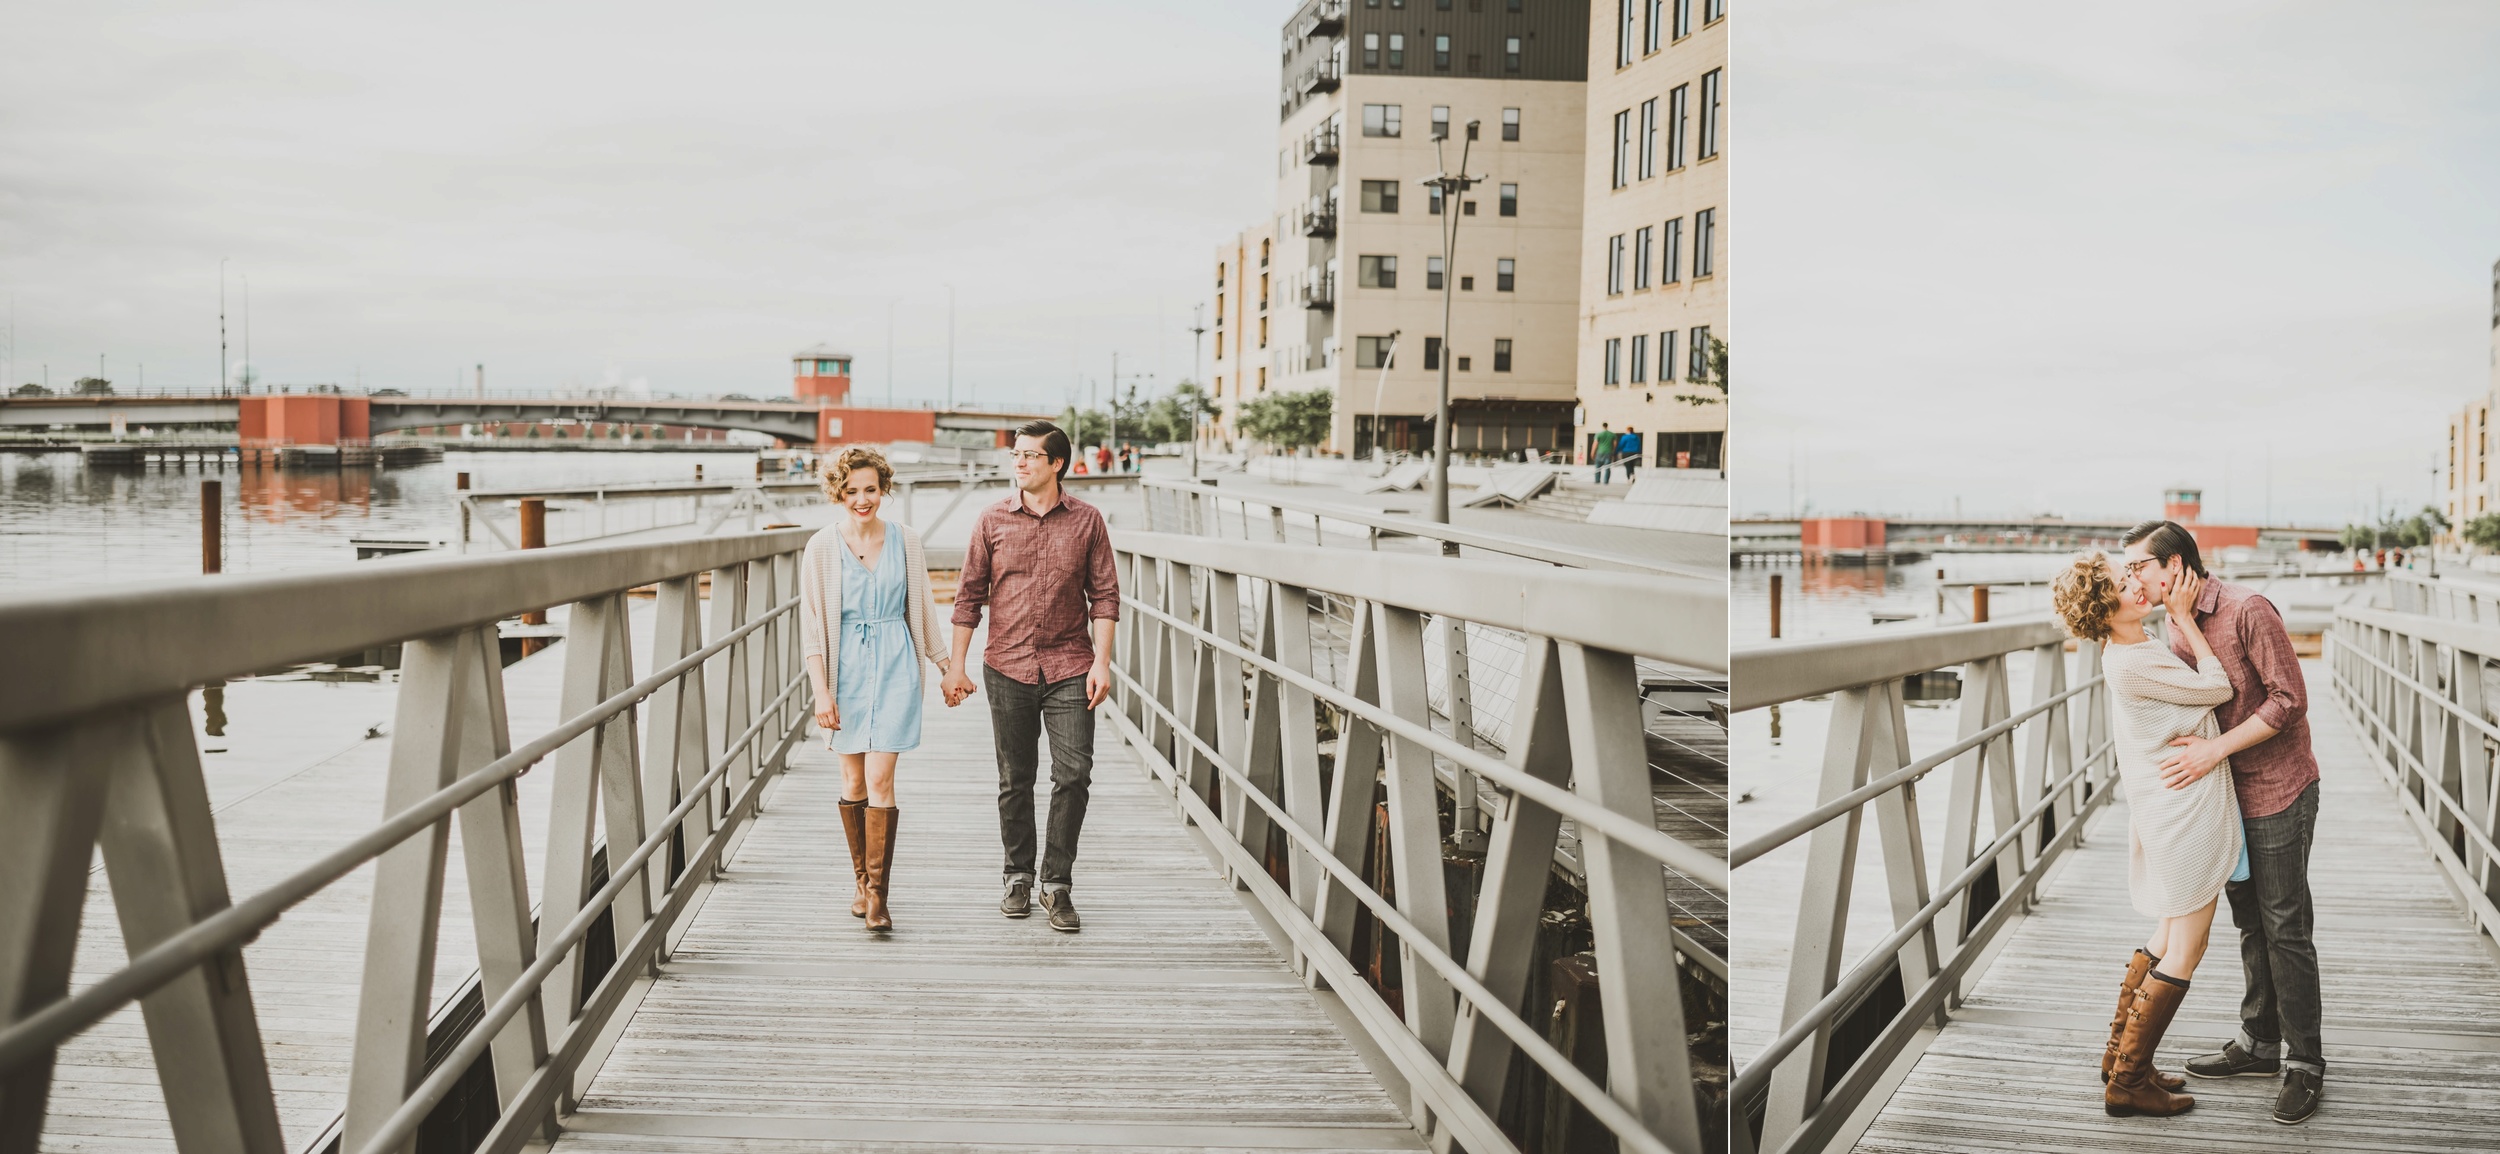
[
  {"x1": 800, "y1": 446, "x2": 953, "y2": 933},
  {"x1": 2051, "y1": 554, "x2": 2243, "y2": 1118}
]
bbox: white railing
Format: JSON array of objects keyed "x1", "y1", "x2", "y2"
[
  {"x1": 0, "y1": 529, "x2": 813, "y2": 1154},
  {"x1": 1105, "y1": 531, "x2": 1726, "y2": 1154},
  {"x1": 2324, "y1": 603, "x2": 2500, "y2": 948},
  {"x1": 1728, "y1": 619, "x2": 2118, "y2": 1154}
]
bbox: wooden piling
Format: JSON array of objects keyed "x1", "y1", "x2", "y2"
[
  {"x1": 520, "y1": 497, "x2": 548, "y2": 655},
  {"x1": 1769, "y1": 573, "x2": 1783, "y2": 639},
  {"x1": 1972, "y1": 585, "x2": 1990, "y2": 623},
  {"x1": 201, "y1": 480, "x2": 221, "y2": 574}
]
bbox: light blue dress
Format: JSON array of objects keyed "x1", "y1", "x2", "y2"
[{"x1": 828, "y1": 529, "x2": 923, "y2": 754}]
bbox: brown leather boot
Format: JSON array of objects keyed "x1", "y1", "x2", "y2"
[
  {"x1": 840, "y1": 798, "x2": 870, "y2": 918},
  {"x1": 2106, "y1": 972, "x2": 2195, "y2": 1117},
  {"x1": 863, "y1": 805, "x2": 898, "y2": 932},
  {"x1": 2103, "y1": 950, "x2": 2185, "y2": 1091}
]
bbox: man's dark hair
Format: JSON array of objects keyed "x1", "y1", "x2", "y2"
[
  {"x1": 1014, "y1": 419, "x2": 1072, "y2": 479},
  {"x1": 2123, "y1": 519, "x2": 2207, "y2": 577}
]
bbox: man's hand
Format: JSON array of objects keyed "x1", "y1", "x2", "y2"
[
  {"x1": 814, "y1": 694, "x2": 840, "y2": 733},
  {"x1": 2160, "y1": 734, "x2": 2225, "y2": 789},
  {"x1": 941, "y1": 666, "x2": 977, "y2": 708},
  {"x1": 1085, "y1": 658, "x2": 1112, "y2": 709}
]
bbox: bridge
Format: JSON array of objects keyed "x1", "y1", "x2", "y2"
[
  {"x1": 0, "y1": 494, "x2": 1724, "y2": 1153},
  {"x1": 1727, "y1": 577, "x2": 2500, "y2": 1152},
  {"x1": 0, "y1": 392, "x2": 1052, "y2": 449}
]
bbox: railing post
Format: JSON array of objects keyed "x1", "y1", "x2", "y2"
[
  {"x1": 647, "y1": 574, "x2": 716, "y2": 860},
  {"x1": 705, "y1": 561, "x2": 753, "y2": 854},
  {"x1": 1438, "y1": 616, "x2": 1480, "y2": 844},
  {"x1": 542, "y1": 594, "x2": 650, "y2": 1039},
  {"x1": 1316, "y1": 601, "x2": 1386, "y2": 957},
  {"x1": 1763, "y1": 683, "x2": 1883, "y2": 1146},
  {"x1": 1269, "y1": 581, "x2": 1329, "y2": 915},
  {"x1": 1372, "y1": 604, "x2": 1457, "y2": 1062},
  {"x1": 0, "y1": 723, "x2": 110, "y2": 1154}
]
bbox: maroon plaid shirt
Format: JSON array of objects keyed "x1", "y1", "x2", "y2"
[
  {"x1": 2166, "y1": 578, "x2": 2320, "y2": 819},
  {"x1": 952, "y1": 491, "x2": 1121, "y2": 685}
]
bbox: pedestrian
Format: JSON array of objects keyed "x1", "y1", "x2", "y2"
[
  {"x1": 800, "y1": 446, "x2": 954, "y2": 933},
  {"x1": 943, "y1": 420, "x2": 1122, "y2": 933},
  {"x1": 1592, "y1": 423, "x2": 1619, "y2": 484},
  {"x1": 1119, "y1": 444, "x2": 1135, "y2": 473},
  {"x1": 1617, "y1": 426, "x2": 1643, "y2": 480}
]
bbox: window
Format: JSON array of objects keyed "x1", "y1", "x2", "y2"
[
  {"x1": 1630, "y1": 334, "x2": 1649, "y2": 383},
  {"x1": 1658, "y1": 329, "x2": 1675, "y2": 381},
  {"x1": 1258, "y1": 316, "x2": 1267, "y2": 347},
  {"x1": 1694, "y1": 208, "x2": 1716, "y2": 278},
  {"x1": 1666, "y1": 84, "x2": 1689, "y2": 170},
  {"x1": 1460, "y1": 275, "x2": 1474, "y2": 289},
  {"x1": 1661, "y1": 217, "x2": 1682, "y2": 283},
  {"x1": 1504, "y1": 37, "x2": 1520, "y2": 71},
  {"x1": 1426, "y1": 256, "x2": 1445, "y2": 290},
  {"x1": 1435, "y1": 35, "x2": 1451, "y2": 70},
  {"x1": 1456, "y1": 356, "x2": 1471, "y2": 371},
  {"x1": 1259, "y1": 271, "x2": 1269, "y2": 304},
  {"x1": 1501, "y1": 107, "x2": 1519, "y2": 141},
  {"x1": 1493, "y1": 338, "x2": 1512, "y2": 372},
  {"x1": 1360, "y1": 179, "x2": 1401, "y2": 213},
  {"x1": 1705, "y1": 0, "x2": 1725, "y2": 22},
  {"x1": 1467, "y1": 52, "x2": 1482, "y2": 72},
  {"x1": 1432, "y1": 105, "x2": 1451, "y2": 139},
  {"x1": 1217, "y1": 262, "x2": 1226, "y2": 288},
  {"x1": 1424, "y1": 337, "x2": 1442, "y2": 371},
  {"x1": 1428, "y1": 185, "x2": 1445, "y2": 214},
  {"x1": 1687, "y1": 325, "x2": 1710, "y2": 381},
  {"x1": 1604, "y1": 337, "x2": 1623, "y2": 386},
  {"x1": 1462, "y1": 199, "x2": 1476, "y2": 215},
  {"x1": 1617, "y1": 0, "x2": 1637, "y2": 67},
  {"x1": 1611, "y1": 109, "x2": 1631, "y2": 188},
  {"x1": 1636, "y1": 98, "x2": 1659, "y2": 180},
  {"x1": 1260, "y1": 240, "x2": 1270, "y2": 267},
  {"x1": 1496, "y1": 258, "x2": 1515, "y2": 291},
  {"x1": 1363, "y1": 103, "x2": 1403, "y2": 137},
  {"x1": 1499, "y1": 183, "x2": 1517, "y2": 216},
  {"x1": 1645, "y1": 0, "x2": 1665, "y2": 52},
  {"x1": 1606, "y1": 234, "x2": 1626, "y2": 294},
  {"x1": 1355, "y1": 335, "x2": 1397, "y2": 369},
  {"x1": 1363, "y1": 33, "x2": 1380, "y2": 68},
  {"x1": 1633, "y1": 225, "x2": 1653, "y2": 289},
  {"x1": 1359, "y1": 255, "x2": 1398, "y2": 288},
  {"x1": 1389, "y1": 33, "x2": 1405, "y2": 67},
  {"x1": 1215, "y1": 293, "x2": 1225, "y2": 318},
  {"x1": 1673, "y1": 0, "x2": 1693, "y2": 38},
  {"x1": 1700, "y1": 69, "x2": 1723, "y2": 159},
  {"x1": 1466, "y1": 119, "x2": 1479, "y2": 140},
  {"x1": 1257, "y1": 366, "x2": 1266, "y2": 390}
]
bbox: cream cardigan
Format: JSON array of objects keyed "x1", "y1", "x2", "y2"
[{"x1": 798, "y1": 519, "x2": 949, "y2": 697}]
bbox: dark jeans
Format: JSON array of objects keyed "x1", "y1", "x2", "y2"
[
  {"x1": 986, "y1": 668, "x2": 1094, "y2": 890},
  {"x1": 2228, "y1": 779, "x2": 2325, "y2": 1075}
]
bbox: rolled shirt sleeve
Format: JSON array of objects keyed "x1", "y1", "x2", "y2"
[
  {"x1": 1084, "y1": 515, "x2": 1121, "y2": 621},
  {"x1": 2237, "y1": 595, "x2": 2308, "y2": 733},
  {"x1": 951, "y1": 515, "x2": 993, "y2": 629}
]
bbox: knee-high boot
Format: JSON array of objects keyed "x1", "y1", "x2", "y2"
[
  {"x1": 840, "y1": 798, "x2": 870, "y2": 918},
  {"x1": 2106, "y1": 972, "x2": 2196, "y2": 1118},
  {"x1": 864, "y1": 805, "x2": 898, "y2": 932},
  {"x1": 2103, "y1": 950, "x2": 2185, "y2": 1090}
]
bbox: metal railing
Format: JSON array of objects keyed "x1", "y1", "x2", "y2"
[
  {"x1": 1728, "y1": 619, "x2": 2118, "y2": 1154},
  {"x1": 2386, "y1": 569, "x2": 2500, "y2": 623},
  {"x1": 1301, "y1": 270, "x2": 1337, "y2": 310},
  {"x1": 0, "y1": 529, "x2": 815, "y2": 1154},
  {"x1": 2325, "y1": 603, "x2": 2500, "y2": 949},
  {"x1": 1104, "y1": 531, "x2": 1726, "y2": 1154},
  {"x1": 1138, "y1": 475, "x2": 1714, "y2": 580}
]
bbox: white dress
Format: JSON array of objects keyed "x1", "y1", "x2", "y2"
[{"x1": 2103, "y1": 637, "x2": 2245, "y2": 918}]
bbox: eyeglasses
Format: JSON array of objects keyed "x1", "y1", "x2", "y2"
[
  {"x1": 2121, "y1": 557, "x2": 2158, "y2": 578},
  {"x1": 1004, "y1": 450, "x2": 1052, "y2": 463}
]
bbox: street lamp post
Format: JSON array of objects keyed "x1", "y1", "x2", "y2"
[
  {"x1": 1188, "y1": 304, "x2": 1208, "y2": 478},
  {"x1": 1422, "y1": 123, "x2": 1483, "y2": 525}
]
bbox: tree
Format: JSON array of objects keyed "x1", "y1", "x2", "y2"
[
  {"x1": 1061, "y1": 406, "x2": 1111, "y2": 450},
  {"x1": 12, "y1": 383, "x2": 50, "y2": 397},
  {"x1": 2464, "y1": 513, "x2": 2500, "y2": 554},
  {"x1": 2342, "y1": 504, "x2": 2447, "y2": 551},
  {"x1": 1239, "y1": 388, "x2": 1333, "y2": 453},
  {"x1": 71, "y1": 376, "x2": 113, "y2": 396},
  {"x1": 1677, "y1": 336, "x2": 1729, "y2": 406}
]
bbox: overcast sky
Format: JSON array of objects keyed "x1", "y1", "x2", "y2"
[
  {"x1": 1, "y1": 2, "x2": 1284, "y2": 408},
  {"x1": 1741, "y1": 1, "x2": 2500, "y2": 526}
]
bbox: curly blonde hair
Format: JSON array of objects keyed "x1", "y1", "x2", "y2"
[
  {"x1": 2051, "y1": 551, "x2": 2123, "y2": 642},
  {"x1": 820, "y1": 446, "x2": 893, "y2": 500}
]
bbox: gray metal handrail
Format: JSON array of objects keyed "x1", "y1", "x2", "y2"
[
  {"x1": 1729, "y1": 617, "x2": 2118, "y2": 1154},
  {"x1": 1138, "y1": 474, "x2": 1713, "y2": 579},
  {"x1": 1105, "y1": 531, "x2": 1725, "y2": 1154},
  {"x1": 0, "y1": 529, "x2": 812, "y2": 1154},
  {"x1": 2325, "y1": 604, "x2": 2500, "y2": 946}
]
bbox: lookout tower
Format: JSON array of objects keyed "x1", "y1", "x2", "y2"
[
  {"x1": 2163, "y1": 487, "x2": 2203, "y2": 524},
  {"x1": 792, "y1": 345, "x2": 852, "y2": 406}
]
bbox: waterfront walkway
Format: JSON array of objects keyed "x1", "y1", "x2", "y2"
[{"x1": 1849, "y1": 669, "x2": 2500, "y2": 1153}]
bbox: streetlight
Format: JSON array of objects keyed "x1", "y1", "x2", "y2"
[
  {"x1": 1187, "y1": 304, "x2": 1208, "y2": 478},
  {"x1": 944, "y1": 283, "x2": 956, "y2": 410},
  {"x1": 1421, "y1": 122, "x2": 1483, "y2": 525}
]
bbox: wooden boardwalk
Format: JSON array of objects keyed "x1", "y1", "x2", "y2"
[
  {"x1": 1850, "y1": 665, "x2": 2500, "y2": 1153},
  {"x1": 547, "y1": 673, "x2": 1426, "y2": 1153}
]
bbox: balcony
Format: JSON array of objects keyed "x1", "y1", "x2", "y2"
[
  {"x1": 1302, "y1": 123, "x2": 1340, "y2": 165},
  {"x1": 1301, "y1": 204, "x2": 1337, "y2": 239},
  {"x1": 1294, "y1": 59, "x2": 1342, "y2": 96},
  {"x1": 1293, "y1": 0, "x2": 1346, "y2": 41},
  {"x1": 1300, "y1": 272, "x2": 1336, "y2": 311}
]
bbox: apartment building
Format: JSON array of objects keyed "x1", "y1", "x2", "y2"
[
  {"x1": 1207, "y1": 221, "x2": 1276, "y2": 448},
  {"x1": 1226, "y1": 0, "x2": 1591, "y2": 458},
  {"x1": 2439, "y1": 258, "x2": 2500, "y2": 539},
  {"x1": 1576, "y1": 0, "x2": 1727, "y2": 471}
]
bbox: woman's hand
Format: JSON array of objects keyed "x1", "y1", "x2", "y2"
[
  {"x1": 2163, "y1": 568, "x2": 2204, "y2": 624},
  {"x1": 814, "y1": 693, "x2": 840, "y2": 732}
]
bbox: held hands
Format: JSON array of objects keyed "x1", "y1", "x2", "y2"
[
  {"x1": 813, "y1": 693, "x2": 840, "y2": 733},
  {"x1": 2160, "y1": 734, "x2": 2225, "y2": 789},
  {"x1": 941, "y1": 665, "x2": 977, "y2": 708},
  {"x1": 2163, "y1": 569, "x2": 2205, "y2": 624}
]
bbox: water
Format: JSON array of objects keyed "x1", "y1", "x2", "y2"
[{"x1": 0, "y1": 450, "x2": 765, "y2": 594}]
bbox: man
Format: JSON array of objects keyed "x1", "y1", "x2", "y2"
[
  {"x1": 2122, "y1": 519, "x2": 2324, "y2": 1125},
  {"x1": 1617, "y1": 425, "x2": 1643, "y2": 480},
  {"x1": 1591, "y1": 423, "x2": 1618, "y2": 484},
  {"x1": 942, "y1": 420, "x2": 1120, "y2": 933}
]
